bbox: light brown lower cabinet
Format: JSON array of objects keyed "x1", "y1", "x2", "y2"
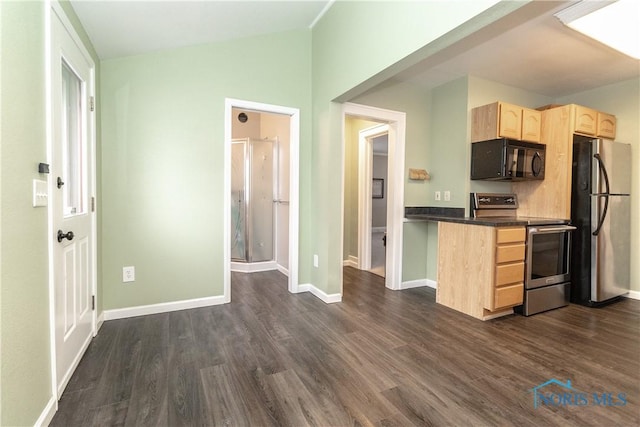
[{"x1": 437, "y1": 222, "x2": 525, "y2": 320}]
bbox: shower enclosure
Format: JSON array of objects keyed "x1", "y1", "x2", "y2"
[{"x1": 231, "y1": 138, "x2": 275, "y2": 263}]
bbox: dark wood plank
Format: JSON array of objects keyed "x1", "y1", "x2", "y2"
[
  {"x1": 83, "y1": 401, "x2": 128, "y2": 426},
  {"x1": 89, "y1": 317, "x2": 144, "y2": 408},
  {"x1": 123, "y1": 314, "x2": 169, "y2": 427}
]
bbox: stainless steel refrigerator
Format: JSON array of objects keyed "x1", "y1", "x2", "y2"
[{"x1": 571, "y1": 136, "x2": 631, "y2": 305}]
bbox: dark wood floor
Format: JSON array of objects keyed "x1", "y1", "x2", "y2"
[{"x1": 52, "y1": 268, "x2": 640, "y2": 426}]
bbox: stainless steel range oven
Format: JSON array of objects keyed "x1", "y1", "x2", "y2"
[
  {"x1": 471, "y1": 193, "x2": 575, "y2": 316},
  {"x1": 523, "y1": 224, "x2": 575, "y2": 316}
]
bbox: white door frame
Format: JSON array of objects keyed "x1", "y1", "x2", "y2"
[
  {"x1": 224, "y1": 99, "x2": 300, "y2": 299},
  {"x1": 342, "y1": 103, "x2": 406, "y2": 290},
  {"x1": 358, "y1": 124, "x2": 389, "y2": 271},
  {"x1": 47, "y1": 0, "x2": 98, "y2": 402}
]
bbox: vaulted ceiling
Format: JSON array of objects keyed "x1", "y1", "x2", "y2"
[{"x1": 70, "y1": 1, "x2": 639, "y2": 97}]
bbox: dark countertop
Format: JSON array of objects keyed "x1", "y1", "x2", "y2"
[
  {"x1": 404, "y1": 207, "x2": 569, "y2": 227},
  {"x1": 405, "y1": 214, "x2": 529, "y2": 227}
]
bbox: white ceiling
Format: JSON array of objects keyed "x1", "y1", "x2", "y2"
[
  {"x1": 70, "y1": 0, "x2": 330, "y2": 59},
  {"x1": 70, "y1": 1, "x2": 639, "y2": 97},
  {"x1": 392, "y1": 1, "x2": 640, "y2": 97}
]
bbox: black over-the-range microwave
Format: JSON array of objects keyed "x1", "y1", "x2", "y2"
[{"x1": 470, "y1": 138, "x2": 546, "y2": 181}]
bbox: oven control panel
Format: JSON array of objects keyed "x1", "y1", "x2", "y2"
[{"x1": 471, "y1": 193, "x2": 519, "y2": 210}]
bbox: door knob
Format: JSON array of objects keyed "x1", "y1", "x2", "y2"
[
  {"x1": 57, "y1": 230, "x2": 74, "y2": 242},
  {"x1": 57, "y1": 177, "x2": 65, "y2": 189}
]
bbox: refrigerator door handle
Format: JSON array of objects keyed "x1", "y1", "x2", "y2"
[
  {"x1": 592, "y1": 153, "x2": 611, "y2": 236},
  {"x1": 593, "y1": 153, "x2": 610, "y2": 195},
  {"x1": 593, "y1": 194, "x2": 609, "y2": 236}
]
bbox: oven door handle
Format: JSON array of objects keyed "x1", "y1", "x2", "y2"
[{"x1": 528, "y1": 226, "x2": 576, "y2": 233}]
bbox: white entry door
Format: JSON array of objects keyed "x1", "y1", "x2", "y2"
[{"x1": 51, "y1": 8, "x2": 96, "y2": 397}]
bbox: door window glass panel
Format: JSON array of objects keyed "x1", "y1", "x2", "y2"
[{"x1": 61, "y1": 61, "x2": 85, "y2": 216}]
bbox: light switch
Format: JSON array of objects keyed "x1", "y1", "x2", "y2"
[{"x1": 33, "y1": 179, "x2": 48, "y2": 207}]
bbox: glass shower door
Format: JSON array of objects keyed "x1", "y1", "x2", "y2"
[
  {"x1": 231, "y1": 141, "x2": 247, "y2": 261},
  {"x1": 249, "y1": 139, "x2": 274, "y2": 262},
  {"x1": 231, "y1": 138, "x2": 275, "y2": 263}
]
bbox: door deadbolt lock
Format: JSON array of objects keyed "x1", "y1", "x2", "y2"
[
  {"x1": 57, "y1": 230, "x2": 74, "y2": 242},
  {"x1": 57, "y1": 177, "x2": 64, "y2": 189}
]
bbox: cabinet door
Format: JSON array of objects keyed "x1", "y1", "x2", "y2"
[
  {"x1": 597, "y1": 112, "x2": 616, "y2": 139},
  {"x1": 498, "y1": 102, "x2": 522, "y2": 140},
  {"x1": 574, "y1": 105, "x2": 597, "y2": 136},
  {"x1": 521, "y1": 108, "x2": 541, "y2": 143}
]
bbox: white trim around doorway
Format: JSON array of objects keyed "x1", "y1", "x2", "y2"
[
  {"x1": 342, "y1": 103, "x2": 406, "y2": 291},
  {"x1": 224, "y1": 99, "x2": 300, "y2": 301}
]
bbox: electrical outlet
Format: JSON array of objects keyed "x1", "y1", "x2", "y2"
[
  {"x1": 123, "y1": 266, "x2": 135, "y2": 282},
  {"x1": 435, "y1": 191, "x2": 441, "y2": 201},
  {"x1": 313, "y1": 254, "x2": 319, "y2": 268},
  {"x1": 444, "y1": 191, "x2": 451, "y2": 201}
]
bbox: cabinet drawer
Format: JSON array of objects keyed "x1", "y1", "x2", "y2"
[
  {"x1": 496, "y1": 227, "x2": 525, "y2": 244},
  {"x1": 494, "y1": 283, "x2": 524, "y2": 309},
  {"x1": 496, "y1": 243, "x2": 525, "y2": 263},
  {"x1": 495, "y1": 262, "x2": 524, "y2": 286}
]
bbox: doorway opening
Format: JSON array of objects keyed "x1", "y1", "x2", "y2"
[
  {"x1": 230, "y1": 109, "x2": 287, "y2": 274},
  {"x1": 370, "y1": 132, "x2": 389, "y2": 277},
  {"x1": 224, "y1": 99, "x2": 300, "y2": 301},
  {"x1": 342, "y1": 103, "x2": 406, "y2": 291},
  {"x1": 348, "y1": 123, "x2": 389, "y2": 277}
]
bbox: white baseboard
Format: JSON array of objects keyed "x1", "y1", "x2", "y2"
[
  {"x1": 372, "y1": 226, "x2": 386, "y2": 233},
  {"x1": 400, "y1": 278, "x2": 437, "y2": 290},
  {"x1": 343, "y1": 255, "x2": 358, "y2": 268},
  {"x1": 34, "y1": 396, "x2": 56, "y2": 427},
  {"x1": 276, "y1": 264, "x2": 289, "y2": 277},
  {"x1": 296, "y1": 283, "x2": 342, "y2": 304},
  {"x1": 96, "y1": 312, "x2": 105, "y2": 333},
  {"x1": 103, "y1": 295, "x2": 227, "y2": 320},
  {"x1": 625, "y1": 290, "x2": 640, "y2": 300},
  {"x1": 231, "y1": 261, "x2": 277, "y2": 273}
]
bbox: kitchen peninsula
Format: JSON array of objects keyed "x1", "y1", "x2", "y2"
[{"x1": 406, "y1": 210, "x2": 527, "y2": 321}]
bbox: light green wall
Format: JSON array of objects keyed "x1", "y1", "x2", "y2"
[
  {"x1": 556, "y1": 77, "x2": 640, "y2": 292},
  {"x1": 1, "y1": 2, "x2": 52, "y2": 424},
  {"x1": 1, "y1": 3, "x2": 51, "y2": 424},
  {"x1": 100, "y1": 30, "x2": 312, "y2": 309},
  {"x1": 423, "y1": 77, "x2": 470, "y2": 280},
  {"x1": 310, "y1": 0, "x2": 514, "y2": 293},
  {"x1": 0, "y1": 1, "x2": 99, "y2": 424}
]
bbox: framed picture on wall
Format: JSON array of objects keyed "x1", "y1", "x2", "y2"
[{"x1": 372, "y1": 178, "x2": 384, "y2": 199}]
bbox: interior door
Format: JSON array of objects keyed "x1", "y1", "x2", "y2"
[{"x1": 51, "y1": 9, "x2": 95, "y2": 397}]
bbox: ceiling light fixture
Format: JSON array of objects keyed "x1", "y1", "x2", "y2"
[{"x1": 555, "y1": 0, "x2": 640, "y2": 60}]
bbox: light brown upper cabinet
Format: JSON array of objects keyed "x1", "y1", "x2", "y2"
[
  {"x1": 596, "y1": 111, "x2": 616, "y2": 139},
  {"x1": 521, "y1": 108, "x2": 542, "y2": 142},
  {"x1": 471, "y1": 101, "x2": 541, "y2": 143},
  {"x1": 573, "y1": 105, "x2": 616, "y2": 139}
]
